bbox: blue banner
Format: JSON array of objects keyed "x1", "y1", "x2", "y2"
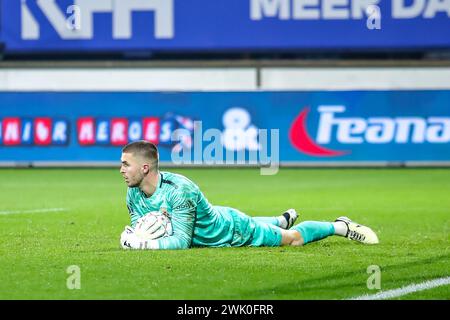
[
  {"x1": 1, "y1": 0, "x2": 450, "y2": 52},
  {"x1": 0, "y1": 91, "x2": 449, "y2": 165}
]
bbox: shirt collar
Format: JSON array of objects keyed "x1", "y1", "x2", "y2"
[{"x1": 141, "y1": 172, "x2": 162, "y2": 198}]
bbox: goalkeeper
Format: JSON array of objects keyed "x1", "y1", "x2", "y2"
[{"x1": 119, "y1": 141, "x2": 379, "y2": 250}]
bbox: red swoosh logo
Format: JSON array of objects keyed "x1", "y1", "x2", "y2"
[{"x1": 289, "y1": 107, "x2": 348, "y2": 157}]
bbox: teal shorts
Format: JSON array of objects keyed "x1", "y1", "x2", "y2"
[{"x1": 223, "y1": 207, "x2": 283, "y2": 247}]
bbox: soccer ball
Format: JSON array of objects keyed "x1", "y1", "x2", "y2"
[{"x1": 134, "y1": 211, "x2": 173, "y2": 240}]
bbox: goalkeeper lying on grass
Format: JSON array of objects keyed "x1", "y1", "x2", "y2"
[{"x1": 119, "y1": 141, "x2": 379, "y2": 250}]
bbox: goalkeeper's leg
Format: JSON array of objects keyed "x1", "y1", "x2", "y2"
[
  {"x1": 281, "y1": 217, "x2": 379, "y2": 246},
  {"x1": 252, "y1": 209, "x2": 298, "y2": 230}
]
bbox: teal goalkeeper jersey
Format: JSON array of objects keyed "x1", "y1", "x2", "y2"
[{"x1": 126, "y1": 171, "x2": 237, "y2": 250}]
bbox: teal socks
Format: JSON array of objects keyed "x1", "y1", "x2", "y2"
[{"x1": 292, "y1": 221, "x2": 335, "y2": 245}]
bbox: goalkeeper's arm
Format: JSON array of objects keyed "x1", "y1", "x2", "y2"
[
  {"x1": 122, "y1": 189, "x2": 196, "y2": 250},
  {"x1": 126, "y1": 192, "x2": 140, "y2": 228},
  {"x1": 149, "y1": 203, "x2": 195, "y2": 250}
]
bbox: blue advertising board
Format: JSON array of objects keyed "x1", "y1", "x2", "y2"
[
  {"x1": 0, "y1": 91, "x2": 449, "y2": 165},
  {"x1": 1, "y1": 0, "x2": 450, "y2": 52}
]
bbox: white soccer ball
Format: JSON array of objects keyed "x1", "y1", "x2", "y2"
[{"x1": 134, "y1": 211, "x2": 173, "y2": 240}]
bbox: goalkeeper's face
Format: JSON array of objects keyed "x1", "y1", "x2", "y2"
[{"x1": 120, "y1": 152, "x2": 147, "y2": 188}]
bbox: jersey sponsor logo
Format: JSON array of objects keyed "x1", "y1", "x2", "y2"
[
  {"x1": 173, "y1": 200, "x2": 195, "y2": 211},
  {"x1": 0, "y1": 117, "x2": 69, "y2": 146},
  {"x1": 290, "y1": 106, "x2": 450, "y2": 157}
]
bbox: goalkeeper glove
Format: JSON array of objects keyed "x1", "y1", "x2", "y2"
[
  {"x1": 120, "y1": 226, "x2": 137, "y2": 249},
  {"x1": 120, "y1": 225, "x2": 159, "y2": 250}
]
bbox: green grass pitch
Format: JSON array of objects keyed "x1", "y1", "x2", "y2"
[{"x1": 0, "y1": 168, "x2": 448, "y2": 300}]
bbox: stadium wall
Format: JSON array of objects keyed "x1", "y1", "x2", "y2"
[{"x1": 0, "y1": 67, "x2": 449, "y2": 168}]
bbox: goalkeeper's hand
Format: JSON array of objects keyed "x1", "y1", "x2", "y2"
[
  {"x1": 120, "y1": 226, "x2": 137, "y2": 249},
  {"x1": 119, "y1": 225, "x2": 159, "y2": 250},
  {"x1": 135, "y1": 215, "x2": 168, "y2": 240}
]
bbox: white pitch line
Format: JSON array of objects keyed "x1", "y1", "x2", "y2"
[
  {"x1": 0, "y1": 208, "x2": 68, "y2": 215},
  {"x1": 349, "y1": 276, "x2": 450, "y2": 300}
]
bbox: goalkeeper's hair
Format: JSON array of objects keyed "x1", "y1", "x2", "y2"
[{"x1": 122, "y1": 141, "x2": 159, "y2": 172}]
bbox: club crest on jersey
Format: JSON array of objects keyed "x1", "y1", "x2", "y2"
[{"x1": 159, "y1": 207, "x2": 171, "y2": 218}]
